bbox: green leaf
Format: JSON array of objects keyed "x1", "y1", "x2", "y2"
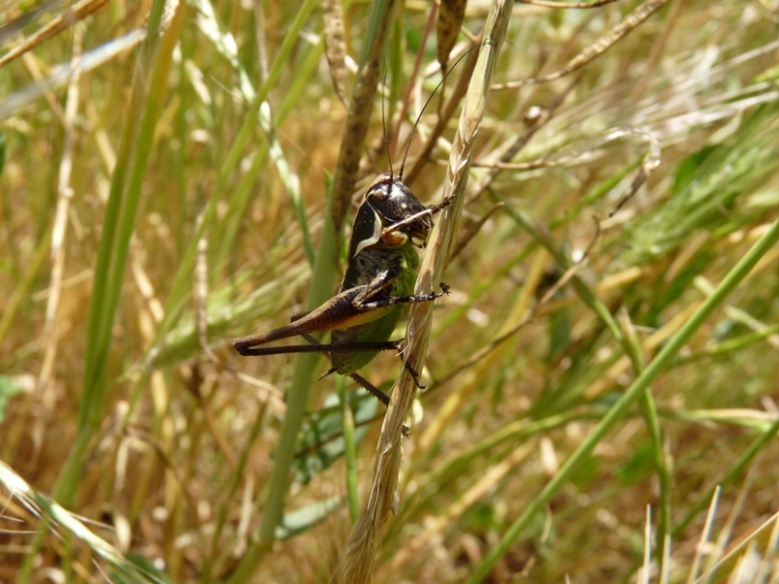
[
  {"x1": 275, "y1": 495, "x2": 343, "y2": 540},
  {"x1": 293, "y1": 391, "x2": 379, "y2": 484},
  {"x1": 671, "y1": 145, "x2": 718, "y2": 197},
  {"x1": 0, "y1": 375, "x2": 24, "y2": 422},
  {"x1": 110, "y1": 552, "x2": 173, "y2": 584},
  {"x1": 614, "y1": 440, "x2": 655, "y2": 485}
]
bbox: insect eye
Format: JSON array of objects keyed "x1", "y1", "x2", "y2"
[{"x1": 367, "y1": 184, "x2": 389, "y2": 202}]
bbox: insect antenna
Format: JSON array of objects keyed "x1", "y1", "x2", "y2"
[
  {"x1": 380, "y1": 66, "x2": 395, "y2": 181},
  {"x1": 397, "y1": 46, "x2": 480, "y2": 181}
]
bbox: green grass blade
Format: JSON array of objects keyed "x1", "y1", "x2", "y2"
[{"x1": 466, "y1": 217, "x2": 779, "y2": 583}]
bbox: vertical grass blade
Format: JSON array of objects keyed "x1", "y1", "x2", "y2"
[
  {"x1": 340, "y1": 1, "x2": 513, "y2": 581},
  {"x1": 52, "y1": 0, "x2": 181, "y2": 505},
  {"x1": 226, "y1": 191, "x2": 339, "y2": 584}
]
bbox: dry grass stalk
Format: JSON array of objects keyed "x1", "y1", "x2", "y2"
[
  {"x1": 403, "y1": 43, "x2": 480, "y2": 185},
  {"x1": 493, "y1": 0, "x2": 671, "y2": 89},
  {"x1": 437, "y1": 0, "x2": 468, "y2": 73},
  {"x1": 330, "y1": 0, "x2": 396, "y2": 229},
  {"x1": 34, "y1": 25, "x2": 83, "y2": 452},
  {"x1": 339, "y1": 1, "x2": 512, "y2": 582},
  {"x1": 517, "y1": 0, "x2": 620, "y2": 7},
  {"x1": 322, "y1": 0, "x2": 349, "y2": 106},
  {"x1": 0, "y1": 0, "x2": 111, "y2": 68}
]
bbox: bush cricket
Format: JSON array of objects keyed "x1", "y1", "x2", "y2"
[
  {"x1": 233, "y1": 72, "x2": 462, "y2": 405},
  {"x1": 233, "y1": 170, "x2": 452, "y2": 405}
]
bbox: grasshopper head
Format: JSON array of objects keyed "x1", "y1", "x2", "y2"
[{"x1": 364, "y1": 173, "x2": 434, "y2": 247}]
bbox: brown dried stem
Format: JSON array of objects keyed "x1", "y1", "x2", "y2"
[
  {"x1": 338, "y1": 1, "x2": 513, "y2": 582},
  {"x1": 330, "y1": 0, "x2": 397, "y2": 230},
  {"x1": 0, "y1": 0, "x2": 111, "y2": 69},
  {"x1": 493, "y1": 0, "x2": 671, "y2": 89}
]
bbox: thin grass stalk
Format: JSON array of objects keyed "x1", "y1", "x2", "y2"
[
  {"x1": 494, "y1": 189, "x2": 672, "y2": 558},
  {"x1": 52, "y1": 0, "x2": 173, "y2": 502},
  {"x1": 672, "y1": 413, "x2": 779, "y2": 538},
  {"x1": 226, "y1": 195, "x2": 337, "y2": 584},
  {"x1": 466, "y1": 217, "x2": 779, "y2": 583},
  {"x1": 36, "y1": 25, "x2": 83, "y2": 437},
  {"x1": 403, "y1": 44, "x2": 479, "y2": 186},
  {"x1": 17, "y1": 1, "x2": 179, "y2": 579},
  {"x1": 155, "y1": 0, "x2": 318, "y2": 345},
  {"x1": 618, "y1": 306, "x2": 672, "y2": 564},
  {"x1": 330, "y1": 0, "x2": 396, "y2": 229},
  {"x1": 0, "y1": 0, "x2": 111, "y2": 68},
  {"x1": 687, "y1": 487, "x2": 722, "y2": 584},
  {"x1": 0, "y1": 462, "x2": 161, "y2": 583},
  {"x1": 696, "y1": 509, "x2": 779, "y2": 584},
  {"x1": 339, "y1": 2, "x2": 512, "y2": 582},
  {"x1": 338, "y1": 376, "x2": 361, "y2": 522}
]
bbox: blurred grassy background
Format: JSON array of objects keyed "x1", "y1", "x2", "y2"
[{"x1": 2, "y1": 0, "x2": 779, "y2": 582}]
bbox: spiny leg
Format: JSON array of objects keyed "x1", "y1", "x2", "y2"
[
  {"x1": 302, "y1": 332, "x2": 395, "y2": 406},
  {"x1": 234, "y1": 340, "x2": 400, "y2": 357},
  {"x1": 389, "y1": 340, "x2": 426, "y2": 390},
  {"x1": 369, "y1": 284, "x2": 450, "y2": 389},
  {"x1": 316, "y1": 367, "x2": 393, "y2": 407},
  {"x1": 317, "y1": 363, "x2": 392, "y2": 407},
  {"x1": 349, "y1": 372, "x2": 390, "y2": 406},
  {"x1": 358, "y1": 282, "x2": 450, "y2": 311}
]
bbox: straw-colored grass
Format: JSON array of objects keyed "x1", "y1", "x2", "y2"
[{"x1": 2, "y1": 0, "x2": 779, "y2": 582}]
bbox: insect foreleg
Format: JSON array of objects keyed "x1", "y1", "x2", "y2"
[
  {"x1": 426, "y1": 195, "x2": 455, "y2": 216},
  {"x1": 380, "y1": 195, "x2": 455, "y2": 239},
  {"x1": 352, "y1": 265, "x2": 400, "y2": 306}
]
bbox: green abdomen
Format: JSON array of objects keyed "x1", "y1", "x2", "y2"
[{"x1": 330, "y1": 243, "x2": 418, "y2": 374}]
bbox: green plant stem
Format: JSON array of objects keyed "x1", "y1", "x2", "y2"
[
  {"x1": 466, "y1": 217, "x2": 779, "y2": 584},
  {"x1": 494, "y1": 189, "x2": 671, "y2": 562},
  {"x1": 18, "y1": 2, "x2": 177, "y2": 581},
  {"x1": 227, "y1": 191, "x2": 338, "y2": 584},
  {"x1": 55, "y1": 0, "x2": 174, "y2": 504},
  {"x1": 672, "y1": 412, "x2": 779, "y2": 537},
  {"x1": 339, "y1": 377, "x2": 361, "y2": 522},
  {"x1": 154, "y1": 0, "x2": 318, "y2": 347}
]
